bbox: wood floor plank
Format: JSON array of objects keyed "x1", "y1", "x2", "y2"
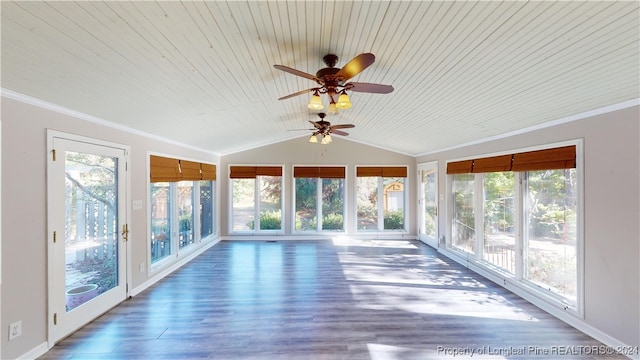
[{"x1": 38, "y1": 240, "x2": 629, "y2": 359}]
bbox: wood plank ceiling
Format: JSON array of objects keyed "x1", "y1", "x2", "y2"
[{"x1": 2, "y1": 1, "x2": 638, "y2": 155}]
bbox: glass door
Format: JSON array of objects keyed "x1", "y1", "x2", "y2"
[
  {"x1": 418, "y1": 162, "x2": 438, "y2": 248},
  {"x1": 48, "y1": 134, "x2": 128, "y2": 343}
]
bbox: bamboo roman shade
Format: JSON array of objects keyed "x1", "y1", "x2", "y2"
[
  {"x1": 511, "y1": 146, "x2": 576, "y2": 171},
  {"x1": 357, "y1": 166, "x2": 407, "y2": 177},
  {"x1": 150, "y1": 155, "x2": 182, "y2": 182},
  {"x1": 180, "y1": 160, "x2": 202, "y2": 181},
  {"x1": 446, "y1": 145, "x2": 576, "y2": 174},
  {"x1": 294, "y1": 166, "x2": 345, "y2": 178},
  {"x1": 201, "y1": 164, "x2": 217, "y2": 181},
  {"x1": 229, "y1": 166, "x2": 283, "y2": 178},
  {"x1": 150, "y1": 155, "x2": 217, "y2": 182}
]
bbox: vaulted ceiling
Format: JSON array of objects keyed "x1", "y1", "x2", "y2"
[{"x1": 2, "y1": 1, "x2": 639, "y2": 156}]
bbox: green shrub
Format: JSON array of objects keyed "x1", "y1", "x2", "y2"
[
  {"x1": 322, "y1": 213, "x2": 343, "y2": 230},
  {"x1": 384, "y1": 210, "x2": 405, "y2": 230},
  {"x1": 247, "y1": 210, "x2": 282, "y2": 230}
]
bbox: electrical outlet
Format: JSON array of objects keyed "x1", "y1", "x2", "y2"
[
  {"x1": 139, "y1": 263, "x2": 145, "y2": 272},
  {"x1": 9, "y1": 320, "x2": 22, "y2": 341}
]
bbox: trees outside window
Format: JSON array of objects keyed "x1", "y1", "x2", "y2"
[
  {"x1": 294, "y1": 171, "x2": 344, "y2": 232},
  {"x1": 230, "y1": 168, "x2": 283, "y2": 232}
]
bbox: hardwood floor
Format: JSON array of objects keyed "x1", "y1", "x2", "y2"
[{"x1": 39, "y1": 239, "x2": 628, "y2": 359}]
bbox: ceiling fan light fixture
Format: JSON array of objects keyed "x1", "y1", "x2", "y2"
[
  {"x1": 321, "y1": 134, "x2": 332, "y2": 144},
  {"x1": 308, "y1": 134, "x2": 319, "y2": 143},
  {"x1": 328, "y1": 100, "x2": 338, "y2": 115},
  {"x1": 336, "y1": 91, "x2": 352, "y2": 109},
  {"x1": 308, "y1": 91, "x2": 324, "y2": 110}
]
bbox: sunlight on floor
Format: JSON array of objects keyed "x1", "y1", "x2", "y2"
[
  {"x1": 367, "y1": 343, "x2": 509, "y2": 359},
  {"x1": 332, "y1": 236, "x2": 418, "y2": 249}
]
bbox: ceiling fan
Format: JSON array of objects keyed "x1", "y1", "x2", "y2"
[
  {"x1": 291, "y1": 112, "x2": 355, "y2": 144},
  {"x1": 274, "y1": 53, "x2": 394, "y2": 111}
]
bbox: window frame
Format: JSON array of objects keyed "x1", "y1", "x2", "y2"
[
  {"x1": 228, "y1": 165, "x2": 284, "y2": 234},
  {"x1": 292, "y1": 166, "x2": 347, "y2": 234},
  {"x1": 355, "y1": 166, "x2": 408, "y2": 232},
  {"x1": 444, "y1": 140, "x2": 584, "y2": 316}
]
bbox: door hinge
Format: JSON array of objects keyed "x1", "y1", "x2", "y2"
[
  {"x1": 53, "y1": 231, "x2": 57, "y2": 243},
  {"x1": 52, "y1": 149, "x2": 57, "y2": 161},
  {"x1": 53, "y1": 313, "x2": 57, "y2": 325}
]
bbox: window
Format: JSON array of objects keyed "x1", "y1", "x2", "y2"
[
  {"x1": 446, "y1": 145, "x2": 580, "y2": 309},
  {"x1": 149, "y1": 156, "x2": 216, "y2": 266},
  {"x1": 294, "y1": 167, "x2": 345, "y2": 232},
  {"x1": 230, "y1": 166, "x2": 283, "y2": 232},
  {"x1": 356, "y1": 167, "x2": 407, "y2": 231},
  {"x1": 524, "y1": 169, "x2": 577, "y2": 302}
]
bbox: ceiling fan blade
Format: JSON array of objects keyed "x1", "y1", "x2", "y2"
[
  {"x1": 309, "y1": 120, "x2": 322, "y2": 129},
  {"x1": 278, "y1": 88, "x2": 316, "y2": 100},
  {"x1": 335, "y1": 53, "x2": 375, "y2": 82},
  {"x1": 331, "y1": 129, "x2": 350, "y2": 136},
  {"x1": 274, "y1": 65, "x2": 321, "y2": 83},
  {"x1": 347, "y1": 82, "x2": 394, "y2": 94},
  {"x1": 331, "y1": 124, "x2": 355, "y2": 129}
]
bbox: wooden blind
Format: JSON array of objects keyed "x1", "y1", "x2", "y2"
[
  {"x1": 511, "y1": 145, "x2": 576, "y2": 171},
  {"x1": 447, "y1": 145, "x2": 576, "y2": 174},
  {"x1": 357, "y1": 167, "x2": 407, "y2": 177},
  {"x1": 230, "y1": 166, "x2": 282, "y2": 178},
  {"x1": 294, "y1": 166, "x2": 345, "y2": 178},
  {"x1": 446, "y1": 160, "x2": 473, "y2": 174},
  {"x1": 150, "y1": 155, "x2": 182, "y2": 182},
  {"x1": 256, "y1": 166, "x2": 283, "y2": 177},
  {"x1": 472, "y1": 155, "x2": 513, "y2": 173},
  {"x1": 229, "y1": 166, "x2": 257, "y2": 179},
  {"x1": 201, "y1": 163, "x2": 216, "y2": 181},
  {"x1": 180, "y1": 160, "x2": 202, "y2": 181},
  {"x1": 150, "y1": 155, "x2": 216, "y2": 182}
]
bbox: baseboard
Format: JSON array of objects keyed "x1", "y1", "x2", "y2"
[
  {"x1": 221, "y1": 234, "x2": 419, "y2": 241},
  {"x1": 17, "y1": 341, "x2": 48, "y2": 360}
]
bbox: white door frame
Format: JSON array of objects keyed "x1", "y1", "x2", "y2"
[
  {"x1": 46, "y1": 130, "x2": 131, "y2": 346},
  {"x1": 417, "y1": 161, "x2": 438, "y2": 248}
]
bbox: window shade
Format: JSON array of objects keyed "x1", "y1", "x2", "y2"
[
  {"x1": 472, "y1": 155, "x2": 513, "y2": 173},
  {"x1": 230, "y1": 166, "x2": 282, "y2": 178},
  {"x1": 294, "y1": 166, "x2": 345, "y2": 178},
  {"x1": 150, "y1": 155, "x2": 182, "y2": 182},
  {"x1": 180, "y1": 160, "x2": 202, "y2": 181},
  {"x1": 357, "y1": 167, "x2": 407, "y2": 177},
  {"x1": 229, "y1": 166, "x2": 257, "y2": 179},
  {"x1": 201, "y1": 163, "x2": 217, "y2": 181},
  {"x1": 446, "y1": 145, "x2": 576, "y2": 174},
  {"x1": 256, "y1": 166, "x2": 283, "y2": 177},
  {"x1": 446, "y1": 160, "x2": 473, "y2": 174},
  {"x1": 512, "y1": 145, "x2": 576, "y2": 171}
]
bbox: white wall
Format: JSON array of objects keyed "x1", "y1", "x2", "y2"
[
  {"x1": 0, "y1": 95, "x2": 219, "y2": 359},
  {"x1": 221, "y1": 136, "x2": 417, "y2": 238},
  {"x1": 415, "y1": 105, "x2": 640, "y2": 350}
]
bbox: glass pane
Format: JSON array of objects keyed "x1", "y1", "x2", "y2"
[
  {"x1": 525, "y1": 169, "x2": 577, "y2": 303},
  {"x1": 259, "y1": 176, "x2": 282, "y2": 230},
  {"x1": 422, "y1": 170, "x2": 437, "y2": 237},
  {"x1": 452, "y1": 173, "x2": 475, "y2": 253},
  {"x1": 177, "y1": 181, "x2": 195, "y2": 249},
  {"x1": 150, "y1": 182, "x2": 172, "y2": 263},
  {"x1": 232, "y1": 179, "x2": 255, "y2": 231},
  {"x1": 295, "y1": 178, "x2": 317, "y2": 231},
  {"x1": 483, "y1": 172, "x2": 516, "y2": 273},
  {"x1": 357, "y1": 177, "x2": 378, "y2": 230},
  {"x1": 321, "y1": 178, "x2": 344, "y2": 231},
  {"x1": 383, "y1": 177, "x2": 405, "y2": 230},
  {"x1": 199, "y1": 180, "x2": 214, "y2": 238},
  {"x1": 64, "y1": 152, "x2": 118, "y2": 311}
]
